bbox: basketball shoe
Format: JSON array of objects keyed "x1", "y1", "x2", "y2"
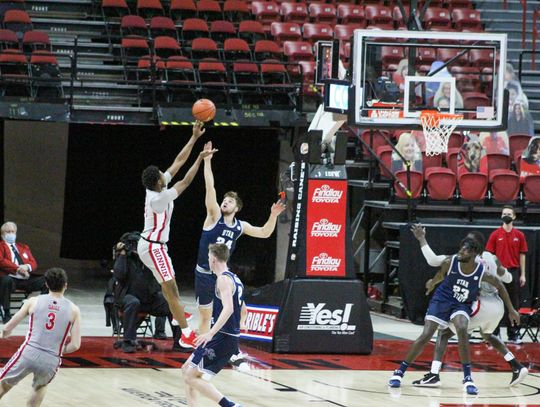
[
  {"x1": 463, "y1": 377, "x2": 478, "y2": 395},
  {"x1": 412, "y1": 372, "x2": 441, "y2": 387},
  {"x1": 388, "y1": 370, "x2": 404, "y2": 388},
  {"x1": 510, "y1": 366, "x2": 528, "y2": 387},
  {"x1": 179, "y1": 331, "x2": 197, "y2": 349}
]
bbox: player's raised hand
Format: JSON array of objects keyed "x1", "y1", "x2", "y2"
[
  {"x1": 193, "y1": 120, "x2": 206, "y2": 139},
  {"x1": 411, "y1": 224, "x2": 426, "y2": 241},
  {"x1": 270, "y1": 200, "x2": 286, "y2": 216},
  {"x1": 509, "y1": 308, "x2": 520, "y2": 326},
  {"x1": 200, "y1": 142, "x2": 217, "y2": 160}
]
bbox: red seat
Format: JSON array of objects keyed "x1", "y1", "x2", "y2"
[
  {"x1": 360, "y1": 130, "x2": 389, "y2": 159},
  {"x1": 462, "y1": 92, "x2": 490, "y2": 111},
  {"x1": 153, "y1": 36, "x2": 181, "y2": 58},
  {"x1": 22, "y1": 30, "x2": 50, "y2": 52},
  {"x1": 190, "y1": 37, "x2": 219, "y2": 59},
  {"x1": 238, "y1": 21, "x2": 266, "y2": 44},
  {"x1": 270, "y1": 22, "x2": 302, "y2": 44},
  {"x1": 121, "y1": 15, "x2": 148, "y2": 38},
  {"x1": 223, "y1": 0, "x2": 250, "y2": 22},
  {"x1": 210, "y1": 20, "x2": 236, "y2": 44},
  {"x1": 377, "y1": 145, "x2": 393, "y2": 178},
  {"x1": 170, "y1": 0, "x2": 197, "y2": 21},
  {"x1": 394, "y1": 170, "x2": 424, "y2": 199},
  {"x1": 422, "y1": 152, "x2": 443, "y2": 173},
  {"x1": 509, "y1": 134, "x2": 531, "y2": 160},
  {"x1": 425, "y1": 167, "x2": 456, "y2": 200},
  {"x1": 437, "y1": 48, "x2": 468, "y2": 66},
  {"x1": 138, "y1": 55, "x2": 166, "y2": 70},
  {"x1": 469, "y1": 49, "x2": 495, "y2": 68},
  {"x1": 416, "y1": 47, "x2": 437, "y2": 69},
  {"x1": 254, "y1": 39, "x2": 282, "y2": 61},
  {"x1": 302, "y1": 23, "x2": 333, "y2": 43},
  {"x1": 364, "y1": 5, "x2": 393, "y2": 29},
  {"x1": 198, "y1": 58, "x2": 227, "y2": 87},
  {"x1": 392, "y1": 5, "x2": 410, "y2": 28},
  {"x1": 29, "y1": 50, "x2": 57, "y2": 65},
  {"x1": 455, "y1": 73, "x2": 481, "y2": 93},
  {"x1": 137, "y1": 0, "x2": 164, "y2": 18},
  {"x1": 3, "y1": 10, "x2": 33, "y2": 34},
  {"x1": 308, "y1": 3, "x2": 337, "y2": 24},
  {"x1": 0, "y1": 29, "x2": 19, "y2": 50},
  {"x1": 150, "y1": 17, "x2": 177, "y2": 39},
  {"x1": 489, "y1": 169, "x2": 520, "y2": 202},
  {"x1": 422, "y1": 7, "x2": 451, "y2": 29},
  {"x1": 165, "y1": 55, "x2": 196, "y2": 83},
  {"x1": 381, "y1": 46, "x2": 403, "y2": 69},
  {"x1": 197, "y1": 0, "x2": 222, "y2": 21},
  {"x1": 298, "y1": 59, "x2": 315, "y2": 85},
  {"x1": 280, "y1": 2, "x2": 308, "y2": 24},
  {"x1": 260, "y1": 60, "x2": 289, "y2": 84},
  {"x1": 486, "y1": 152, "x2": 510, "y2": 173},
  {"x1": 447, "y1": 132, "x2": 464, "y2": 149},
  {"x1": 102, "y1": 0, "x2": 130, "y2": 18},
  {"x1": 232, "y1": 61, "x2": 259, "y2": 85},
  {"x1": 523, "y1": 175, "x2": 540, "y2": 203},
  {"x1": 283, "y1": 40, "x2": 314, "y2": 62},
  {"x1": 334, "y1": 24, "x2": 362, "y2": 41},
  {"x1": 137, "y1": 55, "x2": 166, "y2": 81},
  {"x1": 452, "y1": 8, "x2": 482, "y2": 31},
  {"x1": 446, "y1": 147, "x2": 460, "y2": 174},
  {"x1": 446, "y1": 0, "x2": 473, "y2": 10},
  {"x1": 181, "y1": 18, "x2": 209, "y2": 43},
  {"x1": 223, "y1": 38, "x2": 251, "y2": 60},
  {"x1": 121, "y1": 37, "x2": 150, "y2": 61},
  {"x1": 459, "y1": 172, "x2": 487, "y2": 201},
  {"x1": 251, "y1": 1, "x2": 280, "y2": 32},
  {"x1": 337, "y1": 4, "x2": 365, "y2": 25}
]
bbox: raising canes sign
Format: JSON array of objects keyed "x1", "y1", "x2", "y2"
[{"x1": 306, "y1": 178, "x2": 347, "y2": 277}]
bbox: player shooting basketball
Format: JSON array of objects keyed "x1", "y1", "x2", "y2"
[
  {"x1": 388, "y1": 234, "x2": 520, "y2": 395},
  {"x1": 410, "y1": 224, "x2": 528, "y2": 388}
]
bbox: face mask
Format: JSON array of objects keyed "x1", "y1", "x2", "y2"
[
  {"x1": 502, "y1": 215, "x2": 513, "y2": 224},
  {"x1": 3, "y1": 233, "x2": 16, "y2": 244}
]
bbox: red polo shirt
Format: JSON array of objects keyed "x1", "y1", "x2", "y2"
[{"x1": 485, "y1": 226, "x2": 528, "y2": 269}]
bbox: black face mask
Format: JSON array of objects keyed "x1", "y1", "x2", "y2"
[{"x1": 502, "y1": 215, "x2": 513, "y2": 224}]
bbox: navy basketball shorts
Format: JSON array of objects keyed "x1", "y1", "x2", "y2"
[
  {"x1": 195, "y1": 270, "x2": 216, "y2": 308},
  {"x1": 425, "y1": 298, "x2": 472, "y2": 328},
  {"x1": 188, "y1": 333, "x2": 239, "y2": 380}
]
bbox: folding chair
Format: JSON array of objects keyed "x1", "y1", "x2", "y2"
[{"x1": 519, "y1": 298, "x2": 540, "y2": 343}]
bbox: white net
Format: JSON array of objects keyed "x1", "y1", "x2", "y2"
[{"x1": 420, "y1": 111, "x2": 463, "y2": 156}]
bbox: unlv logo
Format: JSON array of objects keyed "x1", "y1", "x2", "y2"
[
  {"x1": 312, "y1": 185, "x2": 343, "y2": 203},
  {"x1": 311, "y1": 219, "x2": 342, "y2": 238}
]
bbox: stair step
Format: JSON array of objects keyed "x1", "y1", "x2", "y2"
[{"x1": 385, "y1": 240, "x2": 400, "y2": 249}]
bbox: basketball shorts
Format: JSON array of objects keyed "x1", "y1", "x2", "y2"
[
  {"x1": 195, "y1": 268, "x2": 216, "y2": 308},
  {"x1": 449, "y1": 294, "x2": 504, "y2": 335},
  {"x1": 0, "y1": 347, "x2": 60, "y2": 388},
  {"x1": 188, "y1": 332, "x2": 239, "y2": 380},
  {"x1": 425, "y1": 298, "x2": 472, "y2": 328},
  {"x1": 137, "y1": 239, "x2": 175, "y2": 283}
]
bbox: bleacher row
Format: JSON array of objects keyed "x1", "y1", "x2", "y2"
[{"x1": 362, "y1": 130, "x2": 540, "y2": 204}]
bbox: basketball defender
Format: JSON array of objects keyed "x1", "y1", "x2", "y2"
[
  {"x1": 410, "y1": 224, "x2": 528, "y2": 387},
  {"x1": 183, "y1": 243, "x2": 245, "y2": 407},
  {"x1": 389, "y1": 237, "x2": 520, "y2": 394},
  {"x1": 137, "y1": 122, "x2": 216, "y2": 348},
  {"x1": 0, "y1": 268, "x2": 81, "y2": 407}
]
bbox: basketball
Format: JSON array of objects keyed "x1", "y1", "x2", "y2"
[{"x1": 192, "y1": 99, "x2": 216, "y2": 122}]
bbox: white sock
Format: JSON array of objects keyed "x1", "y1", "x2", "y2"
[
  {"x1": 181, "y1": 327, "x2": 192, "y2": 337},
  {"x1": 431, "y1": 360, "x2": 442, "y2": 374},
  {"x1": 504, "y1": 352, "x2": 515, "y2": 362}
]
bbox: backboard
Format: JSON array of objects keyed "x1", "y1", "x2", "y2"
[{"x1": 351, "y1": 30, "x2": 508, "y2": 131}]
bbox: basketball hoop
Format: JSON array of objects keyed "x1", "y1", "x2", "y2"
[{"x1": 420, "y1": 110, "x2": 463, "y2": 156}]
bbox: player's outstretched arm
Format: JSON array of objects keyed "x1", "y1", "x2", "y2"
[
  {"x1": 195, "y1": 275, "x2": 234, "y2": 347},
  {"x1": 425, "y1": 258, "x2": 451, "y2": 296},
  {"x1": 172, "y1": 143, "x2": 217, "y2": 196},
  {"x1": 411, "y1": 223, "x2": 447, "y2": 267},
  {"x1": 482, "y1": 274, "x2": 520, "y2": 325},
  {"x1": 63, "y1": 305, "x2": 82, "y2": 354},
  {"x1": 166, "y1": 121, "x2": 205, "y2": 178},
  {"x1": 493, "y1": 255, "x2": 512, "y2": 283},
  {"x1": 1, "y1": 297, "x2": 35, "y2": 338},
  {"x1": 203, "y1": 142, "x2": 221, "y2": 227},
  {"x1": 241, "y1": 201, "x2": 286, "y2": 238}
]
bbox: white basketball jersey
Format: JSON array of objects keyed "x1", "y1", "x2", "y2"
[
  {"x1": 477, "y1": 251, "x2": 498, "y2": 296},
  {"x1": 141, "y1": 172, "x2": 174, "y2": 243},
  {"x1": 26, "y1": 294, "x2": 74, "y2": 357}
]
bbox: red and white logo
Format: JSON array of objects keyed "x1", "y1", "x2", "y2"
[
  {"x1": 310, "y1": 219, "x2": 342, "y2": 238},
  {"x1": 312, "y1": 184, "x2": 343, "y2": 203},
  {"x1": 240, "y1": 305, "x2": 279, "y2": 343},
  {"x1": 311, "y1": 253, "x2": 342, "y2": 272}
]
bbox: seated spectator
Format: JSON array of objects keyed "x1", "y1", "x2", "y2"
[
  {"x1": 458, "y1": 139, "x2": 488, "y2": 176},
  {"x1": 112, "y1": 232, "x2": 181, "y2": 353},
  {"x1": 0, "y1": 222, "x2": 47, "y2": 323},
  {"x1": 391, "y1": 132, "x2": 423, "y2": 174},
  {"x1": 520, "y1": 136, "x2": 540, "y2": 181},
  {"x1": 508, "y1": 100, "x2": 534, "y2": 137},
  {"x1": 479, "y1": 131, "x2": 509, "y2": 155},
  {"x1": 434, "y1": 82, "x2": 463, "y2": 109},
  {"x1": 392, "y1": 59, "x2": 412, "y2": 92}
]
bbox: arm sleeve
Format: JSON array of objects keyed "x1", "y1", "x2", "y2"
[
  {"x1": 500, "y1": 269, "x2": 513, "y2": 283},
  {"x1": 420, "y1": 245, "x2": 447, "y2": 267},
  {"x1": 150, "y1": 189, "x2": 178, "y2": 213}
]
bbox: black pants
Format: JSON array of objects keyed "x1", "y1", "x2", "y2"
[
  {"x1": 0, "y1": 275, "x2": 47, "y2": 317},
  {"x1": 122, "y1": 293, "x2": 177, "y2": 342},
  {"x1": 499, "y1": 267, "x2": 521, "y2": 339}
]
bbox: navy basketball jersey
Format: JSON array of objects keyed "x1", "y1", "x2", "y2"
[
  {"x1": 211, "y1": 271, "x2": 244, "y2": 336},
  {"x1": 433, "y1": 255, "x2": 484, "y2": 304},
  {"x1": 196, "y1": 216, "x2": 243, "y2": 270}
]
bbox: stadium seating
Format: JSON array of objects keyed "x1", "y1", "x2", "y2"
[
  {"x1": 280, "y1": 2, "x2": 308, "y2": 24},
  {"x1": 425, "y1": 167, "x2": 456, "y2": 200},
  {"x1": 486, "y1": 153, "x2": 511, "y2": 174},
  {"x1": 181, "y1": 18, "x2": 209, "y2": 43},
  {"x1": 238, "y1": 21, "x2": 266, "y2": 44},
  {"x1": 459, "y1": 172, "x2": 488, "y2": 201},
  {"x1": 337, "y1": 5, "x2": 365, "y2": 26},
  {"x1": 254, "y1": 40, "x2": 282, "y2": 61},
  {"x1": 210, "y1": 20, "x2": 236, "y2": 44},
  {"x1": 270, "y1": 22, "x2": 302, "y2": 44},
  {"x1": 223, "y1": 38, "x2": 251, "y2": 60},
  {"x1": 136, "y1": 0, "x2": 164, "y2": 19},
  {"x1": 153, "y1": 36, "x2": 181, "y2": 58},
  {"x1": 489, "y1": 169, "x2": 520, "y2": 202},
  {"x1": 308, "y1": 3, "x2": 337, "y2": 25},
  {"x1": 251, "y1": 1, "x2": 280, "y2": 32},
  {"x1": 523, "y1": 175, "x2": 540, "y2": 203},
  {"x1": 394, "y1": 170, "x2": 424, "y2": 199},
  {"x1": 422, "y1": 7, "x2": 451, "y2": 30},
  {"x1": 509, "y1": 134, "x2": 531, "y2": 160},
  {"x1": 150, "y1": 17, "x2": 178, "y2": 40},
  {"x1": 302, "y1": 23, "x2": 334, "y2": 43},
  {"x1": 377, "y1": 145, "x2": 393, "y2": 179},
  {"x1": 170, "y1": 0, "x2": 197, "y2": 21},
  {"x1": 121, "y1": 15, "x2": 148, "y2": 38},
  {"x1": 451, "y1": 8, "x2": 482, "y2": 31},
  {"x1": 102, "y1": 0, "x2": 130, "y2": 18},
  {"x1": 197, "y1": 0, "x2": 222, "y2": 21},
  {"x1": 223, "y1": 0, "x2": 251, "y2": 22}
]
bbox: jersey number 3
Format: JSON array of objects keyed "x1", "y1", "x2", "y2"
[{"x1": 45, "y1": 312, "x2": 56, "y2": 330}]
